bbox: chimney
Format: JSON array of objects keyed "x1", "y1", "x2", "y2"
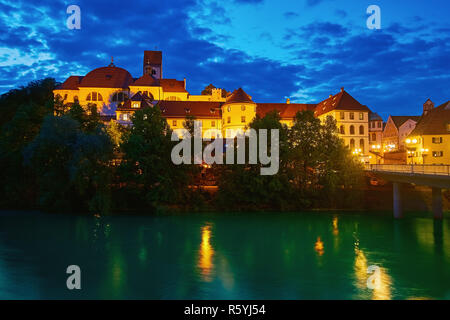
[
  {"x1": 423, "y1": 99, "x2": 434, "y2": 116},
  {"x1": 183, "y1": 78, "x2": 186, "y2": 89},
  {"x1": 329, "y1": 94, "x2": 333, "y2": 98},
  {"x1": 341, "y1": 87, "x2": 344, "y2": 92},
  {"x1": 286, "y1": 98, "x2": 290, "y2": 104}
]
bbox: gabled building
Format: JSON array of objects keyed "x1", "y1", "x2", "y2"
[
  {"x1": 406, "y1": 101, "x2": 450, "y2": 164},
  {"x1": 315, "y1": 88, "x2": 371, "y2": 158},
  {"x1": 382, "y1": 115, "x2": 421, "y2": 153}
]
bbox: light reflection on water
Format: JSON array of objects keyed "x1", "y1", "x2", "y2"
[{"x1": 0, "y1": 211, "x2": 449, "y2": 299}]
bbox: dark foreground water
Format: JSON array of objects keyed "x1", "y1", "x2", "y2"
[{"x1": 0, "y1": 211, "x2": 449, "y2": 299}]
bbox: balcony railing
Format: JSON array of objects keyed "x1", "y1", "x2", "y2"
[{"x1": 365, "y1": 164, "x2": 450, "y2": 176}]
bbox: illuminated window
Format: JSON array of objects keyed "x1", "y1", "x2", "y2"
[
  {"x1": 241, "y1": 116, "x2": 246, "y2": 123},
  {"x1": 132, "y1": 103, "x2": 139, "y2": 108},
  {"x1": 227, "y1": 117, "x2": 231, "y2": 124},
  {"x1": 173, "y1": 120, "x2": 177, "y2": 126},
  {"x1": 432, "y1": 137, "x2": 443, "y2": 144},
  {"x1": 359, "y1": 113, "x2": 364, "y2": 120},
  {"x1": 433, "y1": 151, "x2": 444, "y2": 157},
  {"x1": 241, "y1": 105, "x2": 246, "y2": 111},
  {"x1": 340, "y1": 112, "x2": 345, "y2": 120},
  {"x1": 211, "y1": 120, "x2": 215, "y2": 127},
  {"x1": 227, "y1": 106, "x2": 231, "y2": 112},
  {"x1": 350, "y1": 112, "x2": 354, "y2": 120},
  {"x1": 123, "y1": 113, "x2": 128, "y2": 121}
]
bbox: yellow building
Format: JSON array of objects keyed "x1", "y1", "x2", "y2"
[
  {"x1": 314, "y1": 88, "x2": 371, "y2": 161},
  {"x1": 54, "y1": 51, "x2": 371, "y2": 155},
  {"x1": 406, "y1": 101, "x2": 450, "y2": 164}
]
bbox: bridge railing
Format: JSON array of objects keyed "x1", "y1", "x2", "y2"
[{"x1": 366, "y1": 164, "x2": 450, "y2": 176}]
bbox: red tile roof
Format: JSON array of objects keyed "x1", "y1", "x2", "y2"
[
  {"x1": 132, "y1": 74, "x2": 159, "y2": 86},
  {"x1": 78, "y1": 66, "x2": 133, "y2": 88},
  {"x1": 158, "y1": 101, "x2": 222, "y2": 118},
  {"x1": 257, "y1": 103, "x2": 316, "y2": 119},
  {"x1": 143, "y1": 51, "x2": 162, "y2": 65},
  {"x1": 390, "y1": 115, "x2": 421, "y2": 128},
  {"x1": 159, "y1": 79, "x2": 187, "y2": 92},
  {"x1": 56, "y1": 76, "x2": 83, "y2": 90},
  {"x1": 409, "y1": 101, "x2": 450, "y2": 135},
  {"x1": 226, "y1": 88, "x2": 254, "y2": 104},
  {"x1": 315, "y1": 89, "x2": 371, "y2": 117}
]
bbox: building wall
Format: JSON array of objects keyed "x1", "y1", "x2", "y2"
[
  {"x1": 222, "y1": 102, "x2": 257, "y2": 138},
  {"x1": 406, "y1": 134, "x2": 450, "y2": 164},
  {"x1": 398, "y1": 119, "x2": 417, "y2": 151},
  {"x1": 382, "y1": 117, "x2": 399, "y2": 152},
  {"x1": 318, "y1": 110, "x2": 369, "y2": 155}
]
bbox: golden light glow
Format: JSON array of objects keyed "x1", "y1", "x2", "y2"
[
  {"x1": 315, "y1": 237, "x2": 324, "y2": 256},
  {"x1": 354, "y1": 247, "x2": 392, "y2": 300},
  {"x1": 332, "y1": 216, "x2": 339, "y2": 236},
  {"x1": 198, "y1": 224, "x2": 215, "y2": 281}
]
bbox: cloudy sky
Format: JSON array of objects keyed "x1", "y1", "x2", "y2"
[{"x1": 1, "y1": 0, "x2": 449, "y2": 119}]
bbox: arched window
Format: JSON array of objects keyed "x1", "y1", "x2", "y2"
[
  {"x1": 360, "y1": 139, "x2": 365, "y2": 153},
  {"x1": 350, "y1": 139, "x2": 355, "y2": 150},
  {"x1": 340, "y1": 125, "x2": 345, "y2": 134},
  {"x1": 350, "y1": 125, "x2": 355, "y2": 135},
  {"x1": 359, "y1": 125, "x2": 364, "y2": 135},
  {"x1": 86, "y1": 92, "x2": 103, "y2": 102},
  {"x1": 241, "y1": 105, "x2": 246, "y2": 111}
]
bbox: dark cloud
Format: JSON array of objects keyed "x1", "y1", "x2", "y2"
[{"x1": 0, "y1": 0, "x2": 449, "y2": 119}]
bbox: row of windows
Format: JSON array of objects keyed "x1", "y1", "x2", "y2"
[
  {"x1": 225, "y1": 116, "x2": 246, "y2": 124},
  {"x1": 339, "y1": 112, "x2": 364, "y2": 120},
  {"x1": 339, "y1": 125, "x2": 365, "y2": 135},
  {"x1": 172, "y1": 120, "x2": 217, "y2": 127},
  {"x1": 370, "y1": 121, "x2": 382, "y2": 129},
  {"x1": 432, "y1": 137, "x2": 443, "y2": 144},
  {"x1": 225, "y1": 105, "x2": 256, "y2": 112}
]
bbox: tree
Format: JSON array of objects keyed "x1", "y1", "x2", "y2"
[
  {"x1": 0, "y1": 79, "x2": 56, "y2": 208},
  {"x1": 118, "y1": 105, "x2": 193, "y2": 212},
  {"x1": 217, "y1": 111, "x2": 294, "y2": 210},
  {"x1": 23, "y1": 104, "x2": 114, "y2": 214}
]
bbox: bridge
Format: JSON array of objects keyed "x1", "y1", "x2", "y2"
[{"x1": 365, "y1": 164, "x2": 450, "y2": 219}]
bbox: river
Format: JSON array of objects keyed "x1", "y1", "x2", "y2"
[{"x1": 0, "y1": 211, "x2": 449, "y2": 299}]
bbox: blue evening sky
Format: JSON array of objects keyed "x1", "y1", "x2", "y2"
[{"x1": 0, "y1": 0, "x2": 449, "y2": 119}]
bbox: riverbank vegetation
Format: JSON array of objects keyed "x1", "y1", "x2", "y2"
[{"x1": 0, "y1": 79, "x2": 365, "y2": 214}]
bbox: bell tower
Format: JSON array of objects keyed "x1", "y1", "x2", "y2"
[{"x1": 143, "y1": 50, "x2": 162, "y2": 79}]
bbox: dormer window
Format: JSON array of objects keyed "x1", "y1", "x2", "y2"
[
  {"x1": 185, "y1": 108, "x2": 190, "y2": 114},
  {"x1": 210, "y1": 108, "x2": 215, "y2": 114},
  {"x1": 132, "y1": 103, "x2": 139, "y2": 108}
]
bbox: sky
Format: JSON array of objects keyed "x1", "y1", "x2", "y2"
[{"x1": 0, "y1": 0, "x2": 449, "y2": 119}]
